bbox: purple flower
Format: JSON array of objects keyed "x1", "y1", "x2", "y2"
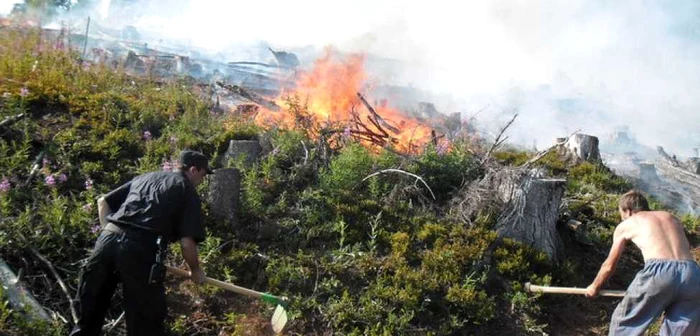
[
  {"x1": 19, "y1": 87, "x2": 29, "y2": 98},
  {"x1": 343, "y1": 126, "x2": 351, "y2": 138},
  {"x1": 436, "y1": 139, "x2": 450, "y2": 156},
  {"x1": 84, "y1": 178, "x2": 94, "y2": 190},
  {"x1": 58, "y1": 173, "x2": 68, "y2": 183},
  {"x1": 82, "y1": 203, "x2": 93, "y2": 212},
  {"x1": 42, "y1": 157, "x2": 51, "y2": 168},
  {"x1": 162, "y1": 160, "x2": 173, "y2": 172},
  {"x1": 45, "y1": 175, "x2": 56, "y2": 186},
  {"x1": 143, "y1": 131, "x2": 152, "y2": 141},
  {"x1": 90, "y1": 224, "x2": 100, "y2": 234},
  {"x1": 0, "y1": 177, "x2": 10, "y2": 192}
]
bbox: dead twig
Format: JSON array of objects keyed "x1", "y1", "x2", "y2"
[
  {"x1": 300, "y1": 140, "x2": 309, "y2": 165},
  {"x1": 104, "y1": 311, "x2": 125, "y2": 334},
  {"x1": 362, "y1": 169, "x2": 436, "y2": 200},
  {"x1": 480, "y1": 114, "x2": 518, "y2": 166},
  {"x1": 29, "y1": 247, "x2": 79, "y2": 325}
]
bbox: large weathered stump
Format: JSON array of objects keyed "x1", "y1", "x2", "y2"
[
  {"x1": 221, "y1": 139, "x2": 261, "y2": 167},
  {"x1": 564, "y1": 134, "x2": 600, "y2": 163},
  {"x1": 207, "y1": 168, "x2": 241, "y2": 229},
  {"x1": 495, "y1": 172, "x2": 567, "y2": 261},
  {"x1": 685, "y1": 157, "x2": 699, "y2": 175},
  {"x1": 638, "y1": 162, "x2": 660, "y2": 181}
]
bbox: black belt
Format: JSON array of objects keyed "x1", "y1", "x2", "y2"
[{"x1": 103, "y1": 222, "x2": 162, "y2": 243}]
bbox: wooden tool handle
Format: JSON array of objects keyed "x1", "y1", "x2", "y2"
[
  {"x1": 525, "y1": 282, "x2": 626, "y2": 297},
  {"x1": 166, "y1": 265, "x2": 287, "y2": 304}
]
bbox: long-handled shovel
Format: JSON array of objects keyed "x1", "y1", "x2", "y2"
[
  {"x1": 166, "y1": 266, "x2": 289, "y2": 333},
  {"x1": 525, "y1": 282, "x2": 626, "y2": 297}
]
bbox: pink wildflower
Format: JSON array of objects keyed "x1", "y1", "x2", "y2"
[
  {"x1": 58, "y1": 173, "x2": 68, "y2": 183},
  {"x1": 162, "y1": 160, "x2": 173, "y2": 172},
  {"x1": 19, "y1": 87, "x2": 29, "y2": 98},
  {"x1": 45, "y1": 175, "x2": 56, "y2": 186},
  {"x1": 0, "y1": 177, "x2": 10, "y2": 192},
  {"x1": 90, "y1": 224, "x2": 100, "y2": 234},
  {"x1": 143, "y1": 131, "x2": 152, "y2": 141},
  {"x1": 84, "y1": 178, "x2": 94, "y2": 190}
]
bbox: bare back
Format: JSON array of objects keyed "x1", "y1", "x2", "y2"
[{"x1": 621, "y1": 211, "x2": 693, "y2": 261}]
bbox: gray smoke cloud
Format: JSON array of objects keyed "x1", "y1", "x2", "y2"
[{"x1": 5, "y1": 0, "x2": 699, "y2": 156}]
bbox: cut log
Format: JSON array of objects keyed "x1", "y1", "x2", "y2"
[
  {"x1": 0, "y1": 259, "x2": 51, "y2": 321},
  {"x1": 563, "y1": 134, "x2": 600, "y2": 163},
  {"x1": 495, "y1": 171, "x2": 567, "y2": 261},
  {"x1": 207, "y1": 168, "x2": 241, "y2": 229}
]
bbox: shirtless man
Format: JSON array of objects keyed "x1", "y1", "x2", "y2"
[{"x1": 586, "y1": 190, "x2": 700, "y2": 335}]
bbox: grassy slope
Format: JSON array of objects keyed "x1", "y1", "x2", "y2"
[{"x1": 0, "y1": 29, "x2": 698, "y2": 336}]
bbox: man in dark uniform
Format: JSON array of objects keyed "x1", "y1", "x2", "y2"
[{"x1": 70, "y1": 150, "x2": 213, "y2": 336}]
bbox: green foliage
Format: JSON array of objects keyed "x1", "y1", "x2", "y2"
[
  {"x1": 411, "y1": 144, "x2": 480, "y2": 202},
  {"x1": 2, "y1": 29, "x2": 679, "y2": 335},
  {"x1": 568, "y1": 162, "x2": 631, "y2": 193},
  {"x1": 492, "y1": 148, "x2": 531, "y2": 166},
  {"x1": 319, "y1": 142, "x2": 374, "y2": 192}
]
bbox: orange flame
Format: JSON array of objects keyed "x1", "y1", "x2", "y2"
[{"x1": 255, "y1": 48, "x2": 434, "y2": 153}]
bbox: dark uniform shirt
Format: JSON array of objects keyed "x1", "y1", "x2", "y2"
[{"x1": 104, "y1": 171, "x2": 206, "y2": 244}]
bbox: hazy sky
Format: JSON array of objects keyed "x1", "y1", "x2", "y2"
[
  {"x1": 5, "y1": 0, "x2": 700, "y2": 155},
  {"x1": 0, "y1": 0, "x2": 17, "y2": 14}
]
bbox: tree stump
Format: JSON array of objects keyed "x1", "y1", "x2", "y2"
[
  {"x1": 686, "y1": 158, "x2": 700, "y2": 175},
  {"x1": 495, "y1": 173, "x2": 567, "y2": 261},
  {"x1": 638, "y1": 162, "x2": 660, "y2": 181},
  {"x1": 564, "y1": 134, "x2": 600, "y2": 163},
  {"x1": 207, "y1": 168, "x2": 241, "y2": 229},
  {"x1": 221, "y1": 139, "x2": 261, "y2": 167}
]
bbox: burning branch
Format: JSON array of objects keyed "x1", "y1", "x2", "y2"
[
  {"x1": 363, "y1": 169, "x2": 436, "y2": 200},
  {"x1": 356, "y1": 92, "x2": 400, "y2": 134}
]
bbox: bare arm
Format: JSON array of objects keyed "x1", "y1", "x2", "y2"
[
  {"x1": 587, "y1": 224, "x2": 628, "y2": 297},
  {"x1": 97, "y1": 197, "x2": 111, "y2": 227},
  {"x1": 180, "y1": 237, "x2": 206, "y2": 284}
]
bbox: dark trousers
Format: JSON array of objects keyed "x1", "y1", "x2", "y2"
[{"x1": 70, "y1": 230, "x2": 166, "y2": 336}]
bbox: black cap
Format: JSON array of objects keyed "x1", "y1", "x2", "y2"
[{"x1": 179, "y1": 150, "x2": 213, "y2": 174}]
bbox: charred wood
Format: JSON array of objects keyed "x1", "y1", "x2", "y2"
[{"x1": 216, "y1": 81, "x2": 280, "y2": 112}]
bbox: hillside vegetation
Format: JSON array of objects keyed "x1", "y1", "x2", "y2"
[{"x1": 1, "y1": 28, "x2": 698, "y2": 336}]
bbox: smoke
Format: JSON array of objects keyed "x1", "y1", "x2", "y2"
[{"x1": 9, "y1": 0, "x2": 700, "y2": 156}]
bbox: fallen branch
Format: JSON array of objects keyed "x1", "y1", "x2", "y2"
[
  {"x1": 0, "y1": 258, "x2": 51, "y2": 321},
  {"x1": 216, "y1": 81, "x2": 280, "y2": 111},
  {"x1": 363, "y1": 169, "x2": 436, "y2": 200},
  {"x1": 29, "y1": 247, "x2": 79, "y2": 325},
  {"x1": 520, "y1": 129, "x2": 580, "y2": 169},
  {"x1": 0, "y1": 113, "x2": 26, "y2": 128}
]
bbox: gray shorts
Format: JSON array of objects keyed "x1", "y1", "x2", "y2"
[{"x1": 609, "y1": 259, "x2": 700, "y2": 336}]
